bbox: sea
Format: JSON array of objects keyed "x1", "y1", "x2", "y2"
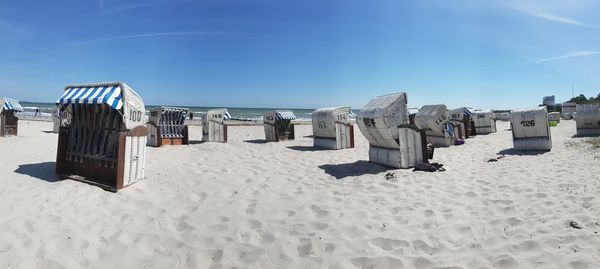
[{"x1": 19, "y1": 102, "x2": 360, "y2": 121}]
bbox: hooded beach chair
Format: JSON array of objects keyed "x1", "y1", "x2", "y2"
[
  {"x1": 414, "y1": 104, "x2": 455, "y2": 147},
  {"x1": 201, "y1": 108, "x2": 231, "y2": 143},
  {"x1": 312, "y1": 106, "x2": 354, "y2": 149},
  {"x1": 55, "y1": 82, "x2": 147, "y2": 191},
  {"x1": 575, "y1": 104, "x2": 600, "y2": 136},
  {"x1": 0, "y1": 98, "x2": 23, "y2": 136},
  {"x1": 510, "y1": 107, "x2": 552, "y2": 151},
  {"x1": 357, "y1": 92, "x2": 429, "y2": 169},
  {"x1": 263, "y1": 110, "x2": 296, "y2": 142},
  {"x1": 473, "y1": 111, "x2": 497, "y2": 134},
  {"x1": 548, "y1": 112, "x2": 561, "y2": 123},
  {"x1": 449, "y1": 107, "x2": 474, "y2": 139},
  {"x1": 147, "y1": 106, "x2": 189, "y2": 146}
]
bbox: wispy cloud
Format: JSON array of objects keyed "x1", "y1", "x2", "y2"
[
  {"x1": 0, "y1": 19, "x2": 25, "y2": 33},
  {"x1": 509, "y1": 4, "x2": 598, "y2": 27},
  {"x1": 74, "y1": 31, "x2": 244, "y2": 46},
  {"x1": 536, "y1": 51, "x2": 600, "y2": 63},
  {"x1": 98, "y1": 1, "x2": 168, "y2": 15}
]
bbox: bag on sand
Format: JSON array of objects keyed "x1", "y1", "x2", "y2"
[{"x1": 413, "y1": 162, "x2": 445, "y2": 172}]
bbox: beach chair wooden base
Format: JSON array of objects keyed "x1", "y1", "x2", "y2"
[
  {"x1": 265, "y1": 123, "x2": 295, "y2": 142},
  {"x1": 314, "y1": 124, "x2": 354, "y2": 149},
  {"x1": 0, "y1": 112, "x2": 18, "y2": 136},
  {"x1": 56, "y1": 126, "x2": 148, "y2": 191},
  {"x1": 203, "y1": 122, "x2": 228, "y2": 143},
  {"x1": 576, "y1": 128, "x2": 600, "y2": 136},
  {"x1": 148, "y1": 123, "x2": 189, "y2": 147},
  {"x1": 513, "y1": 138, "x2": 552, "y2": 151}
]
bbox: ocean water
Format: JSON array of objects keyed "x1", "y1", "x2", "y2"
[{"x1": 20, "y1": 102, "x2": 360, "y2": 121}]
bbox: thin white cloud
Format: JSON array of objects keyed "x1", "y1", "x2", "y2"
[
  {"x1": 99, "y1": 1, "x2": 167, "y2": 15},
  {"x1": 0, "y1": 19, "x2": 25, "y2": 33},
  {"x1": 74, "y1": 31, "x2": 244, "y2": 46},
  {"x1": 536, "y1": 51, "x2": 600, "y2": 63},
  {"x1": 510, "y1": 4, "x2": 598, "y2": 27}
]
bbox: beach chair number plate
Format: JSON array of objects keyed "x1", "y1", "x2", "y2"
[
  {"x1": 363, "y1": 118, "x2": 376, "y2": 127},
  {"x1": 434, "y1": 115, "x2": 447, "y2": 126},
  {"x1": 520, "y1": 120, "x2": 535, "y2": 127}
]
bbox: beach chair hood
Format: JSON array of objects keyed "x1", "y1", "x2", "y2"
[
  {"x1": 263, "y1": 110, "x2": 296, "y2": 124},
  {"x1": 357, "y1": 92, "x2": 410, "y2": 149},
  {"x1": 0, "y1": 98, "x2": 24, "y2": 112},
  {"x1": 449, "y1": 107, "x2": 473, "y2": 122},
  {"x1": 414, "y1": 104, "x2": 449, "y2": 136},
  {"x1": 55, "y1": 82, "x2": 145, "y2": 130}
]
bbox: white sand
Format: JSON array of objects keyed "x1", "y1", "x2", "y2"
[{"x1": 1, "y1": 120, "x2": 599, "y2": 268}]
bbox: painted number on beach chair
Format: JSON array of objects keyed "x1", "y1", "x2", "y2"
[
  {"x1": 363, "y1": 118, "x2": 376, "y2": 127},
  {"x1": 435, "y1": 115, "x2": 447, "y2": 125},
  {"x1": 520, "y1": 120, "x2": 535, "y2": 127}
]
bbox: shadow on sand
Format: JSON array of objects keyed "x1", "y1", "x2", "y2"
[
  {"x1": 497, "y1": 148, "x2": 549, "y2": 156},
  {"x1": 188, "y1": 140, "x2": 205, "y2": 145},
  {"x1": 14, "y1": 162, "x2": 61, "y2": 182},
  {"x1": 41, "y1": 131, "x2": 56, "y2": 134},
  {"x1": 286, "y1": 146, "x2": 330, "y2": 152},
  {"x1": 319, "y1": 161, "x2": 389, "y2": 179},
  {"x1": 244, "y1": 139, "x2": 268, "y2": 144}
]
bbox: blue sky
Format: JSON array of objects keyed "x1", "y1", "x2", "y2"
[{"x1": 1, "y1": 0, "x2": 599, "y2": 110}]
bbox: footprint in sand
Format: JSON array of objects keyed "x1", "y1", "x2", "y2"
[
  {"x1": 246, "y1": 199, "x2": 258, "y2": 214},
  {"x1": 310, "y1": 205, "x2": 329, "y2": 218},
  {"x1": 370, "y1": 237, "x2": 410, "y2": 251}
]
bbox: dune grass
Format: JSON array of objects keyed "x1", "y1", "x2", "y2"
[{"x1": 586, "y1": 137, "x2": 600, "y2": 149}]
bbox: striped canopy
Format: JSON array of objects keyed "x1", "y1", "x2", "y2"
[
  {"x1": 56, "y1": 84, "x2": 124, "y2": 111},
  {"x1": 224, "y1": 110, "x2": 232, "y2": 120},
  {"x1": 276, "y1": 111, "x2": 296, "y2": 120},
  {"x1": 1, "y1": 98, "x2": 24, "y2": 112}
]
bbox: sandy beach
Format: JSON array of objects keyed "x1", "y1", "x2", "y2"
[{"x1": 1, "y1": 119, "x2": 599, "y2": 268}]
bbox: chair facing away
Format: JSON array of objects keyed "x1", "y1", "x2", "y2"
[
  {"x1": 473, "y1": 111, "x2": 497, "y2": 134},
  {"x1": 414, "y1": 104, "x2": 454, "y2": 147},
  {"x1": 357, "y1": 92, "x2": 428, "y2": 169},
  {"x1": 312, "y1": 106, "x2": 354, "y2": 149},
  {"x1": 510, "y1": 107, "x2": 552, "y2": 151},
  {"x1": 449, "y1": 107, "x2": 474, "y2": 139},
  {"x1": 202, "y1": 108, "x2": 230, "y2": 143},
  {"x1": 575, "y1": 104, "x2": 600, "y2": 136}
]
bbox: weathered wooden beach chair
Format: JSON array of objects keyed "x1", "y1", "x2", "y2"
[
  {"x1": 575, "y1": 104, "x2": 600, "y2": 136},
  {"x1": 202, "y1": 108, "x2": 230, "y2": 143},
  {"x1": 147, "y1": 106, "x2": 189, "y2": 147},
  {"x1": 263, "y1": 110, "x2": 295, "y2": 142},
  {"x1": 55, "y1": 82, "x2": 147, "y2": 191},
  {"x1": 414, "y1": 104, "x2": 455, "y2": 147},
  {"x1": 473, "y1": 111, "x2": 497, "y2": 134},
  {"x1": 312, "y1": 106, "x2": 354, "y2": 149},
  {"x1": 357, "y1": 92, "x2": 429, "y2": 169},
  {"x1": 449, "y1": 107, "x2": 474, "y2": 139},
  {"x1": 0, "y1": 98, "x2": 23, "y2": 137},
  {"x1": 510, "y1": 107, "x2": 552, "y2": 151}
]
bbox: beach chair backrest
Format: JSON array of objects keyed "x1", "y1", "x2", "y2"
[
  {"x1": 576, "y1": 104, "x2": 600, "y2": 135},
  {"x1": 312, "y1": 106, "x2": 351, "y2": 139},
  {"x1": 511, "y1": 107, "x2": 550, "y2": 139},
  {"x1": 414, "y1": 104, "x2": 448, "y2": 137},
  {"x1": 357, "y1": 92, "x2": 409, "y2": 149}
]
